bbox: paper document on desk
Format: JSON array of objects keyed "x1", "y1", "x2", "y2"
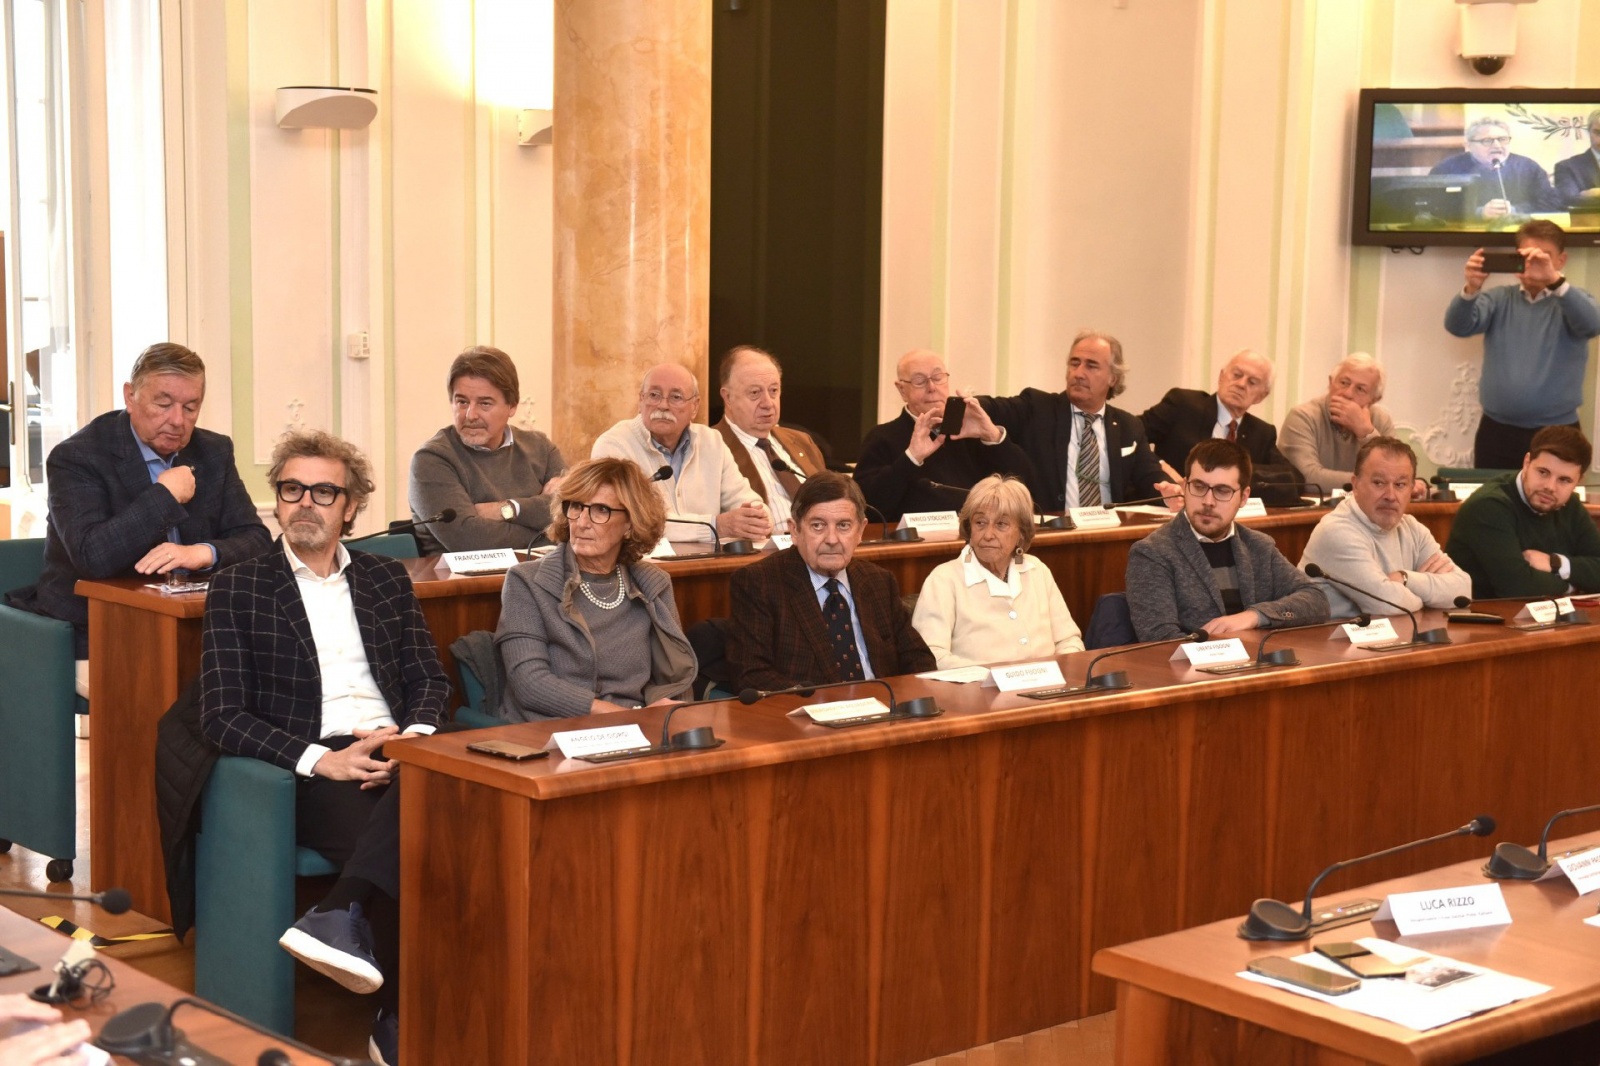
[
  {"x1": 1238, "y1": 940, "x2": 1549, "y2": 1031},
  {"x1": 916, "y1": 666, "x2": 990, "y2": 684}
]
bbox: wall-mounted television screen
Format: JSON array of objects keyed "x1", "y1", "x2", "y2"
[{"x1": 1351, "y1": 88, "x2": 1600, "y2": 248}]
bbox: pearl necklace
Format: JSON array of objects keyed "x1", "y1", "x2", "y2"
[{"x1": 578, "y1": 565, "x2": 627, "y2": 610}]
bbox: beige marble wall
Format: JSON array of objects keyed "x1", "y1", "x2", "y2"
[{"x1": 552, "y1": 0, "x2": 712, "y2": 457}]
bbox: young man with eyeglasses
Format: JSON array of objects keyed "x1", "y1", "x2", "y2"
[
  {"x1": 1124, "y1": 439, "x2": 1328, "y2": 642},
  {"x1": 591, "y1": 362, "x2": 772, "y2": 542},
  {"x1": 1299, "y1": 437, "x2": 1471, "y2": 618},
  {"x1": 853, "y1": 348, "x2": 1035, "y2": 521},
  {"x1": 199, "y1": 429, "x2": 450, "y2": 1066},
  {"x1": 1448, "y1": 219, "x2": 1600, "y2": 468}
]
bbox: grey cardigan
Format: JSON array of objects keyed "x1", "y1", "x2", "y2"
[
  {"x1": 494, "y1": 544, "x2": 697, "y2": 720},
  {"x1": 1125, "y1": 513, "x2": 1329, "y2": 641}
]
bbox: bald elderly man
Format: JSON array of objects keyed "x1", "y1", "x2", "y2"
[
  {"x1": 592, "y1": 363, "x2": 772, "y2": 542},
  {"x1": 1139, "y1": 350, "x2": 1297, "y2": 483}
]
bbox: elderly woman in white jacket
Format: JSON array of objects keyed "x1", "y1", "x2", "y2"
[{"x1": 911, "y1": 475, "x2": 1084, "y2": 668}]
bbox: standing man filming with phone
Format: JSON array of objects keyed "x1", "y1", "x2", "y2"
[{"x1": 1447, "y1": 220, "x2": 1600, "y2": 469}]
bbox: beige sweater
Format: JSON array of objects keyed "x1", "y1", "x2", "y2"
[{"x1": 911, "y1": 548, "x2": 1084, "y2": 669}]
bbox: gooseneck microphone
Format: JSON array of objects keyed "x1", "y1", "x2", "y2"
[
  {"x1": 1238, "y1": 814, "x2": 1497, "y2": 941},
  {"x1": 0, "y1": 886, "x2": 131, "y2": 915},
  {"x1": 738, "y1": 678, "x2": 941, "y2": 722},
  {"x1": 662, "y1": 517, "x2": 757, "y2": 557},
  {"x1": 1045, "y1": 629, "x2": 1208, "y2": 696},
  {"x1": 574, "y1": 692, "x2": 736, "y2": 763},
  {"x1": 1484, "y1": 802, "x2": 1600, "y2": 880},
  {"x1": 1247, "y1": 614, "x2": 1370, "y2": 669},
  {"x1": 345, "y1": 509, "x2": 456, "y2": 545},
  {"x1": 95, "y1": 998, "x2": 374, "y2": 1066},
  {"x1": 1302, "y1": 563, "x2": 1449, "y2": 649},
  {"x1": 862, "y1": 503, "x2": 922, "y2": 543},
  {"x1": 1493, "y1": 157, "x2": 1509, "y2": 206}
]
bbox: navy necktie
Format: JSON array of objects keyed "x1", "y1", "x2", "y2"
[{"x1": 821, "y1": 578, "x2": 866, "y2": 682}]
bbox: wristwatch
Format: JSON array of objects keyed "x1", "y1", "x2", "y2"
[{"x1": 499, "y1": 501, "x2": 516, "y2": 521}]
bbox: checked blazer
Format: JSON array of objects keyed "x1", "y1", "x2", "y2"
[
  {"x1": 11, "y1": 409, "x2": 269, "y2": 656},
  {"x1": 199, "y1": 541, "x2": 449, "y2": 771},
  {"x1": 727, "y1": 547, "x2": 935, "y2": 692}
]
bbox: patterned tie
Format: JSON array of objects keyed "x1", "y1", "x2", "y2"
[
  {"x1": 1076, "y1": 412, "x2": 1102, "y2": 507},
  {"x1": 755, "y1": 438, "x2": 803, "y2": 498},
  {"x1": 821, "y1": 578, "x2": 866, "y2": 682},
  {"x1": 1227, "y1": 419, "x2": 1238, "y2": 442}
]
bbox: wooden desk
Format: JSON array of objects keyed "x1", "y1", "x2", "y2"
[
  {"x1": 67, "y1": 503, "x2": 1459, "y2": 925},
  {"x1": 0, "y1": 906, "x2": 320, "y2": 1063},
  {"x1": 388, "y1": 602, "x2": 1600, "y2": 1065},
  {"x1": 1093, "y1": 835, "x2": 1600, "y2": 1065}
]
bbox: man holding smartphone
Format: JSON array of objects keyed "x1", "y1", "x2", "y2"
[
  {"x1": 852, "y1": 349, "x2": 1036, "y2": 521},
  {"x1": 1447, "y1": 220, "x2": 1600, "y2": 468}
]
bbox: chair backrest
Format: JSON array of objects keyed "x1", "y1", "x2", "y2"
[
  {"x1": 344, "y1": 532, "x2": 419, "y2": 559},
  {"x1": 0, "y1": 537, "x2": 47, "y2": 596},
  {"x1": 1436, "y1": 466, "x2": 1515, "y2": 481},
  {"x1": 1082, "y1": 592, "x2": 1137, "y2": 650}
]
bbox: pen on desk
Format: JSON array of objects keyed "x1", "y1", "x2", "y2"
[{"x1": 1158, "y1": 458, "x2": 1183, "y2": 483}]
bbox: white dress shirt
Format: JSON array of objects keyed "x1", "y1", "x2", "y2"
[
  {"x1": 1063, "y1": 405, "x2": 1112, "y2": 509},
  {"x1": 287, "y1": 540, "x2": 435, "y2": 777}
]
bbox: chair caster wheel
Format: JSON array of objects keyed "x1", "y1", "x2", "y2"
[{"x1": 45, "y1": 859, "x2": 73, "y2": 883}]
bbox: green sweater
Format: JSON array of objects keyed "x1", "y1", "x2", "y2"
[{"x1": 1444, "y1": 472, "x2": 1600, "y2": 598}]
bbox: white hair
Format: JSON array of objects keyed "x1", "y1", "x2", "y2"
[{"x1": 1331, "y1": 351, "x2": 1386, "y2": 402}]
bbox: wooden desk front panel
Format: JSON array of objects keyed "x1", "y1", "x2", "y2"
[{"x1": 397, "y1": 628, "x2": 1600, "y2": 1065}]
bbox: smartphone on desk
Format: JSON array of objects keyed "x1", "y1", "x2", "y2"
[
  {"x1": 1247, "y1": 955, "x2": 1360, "y2": 995},
  {"x1": 1313, "y1": 941, "x2": 1414, "y2": 979},
  {"x1": 466, "y1": 739, "x2": 550, "y2": 761}
]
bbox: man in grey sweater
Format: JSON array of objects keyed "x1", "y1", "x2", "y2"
[
  {"x1": 1125, "y1": 440, "x2": 1328, "y2": 641},
  {"x1": 408, "y1": 346, "x2": 566, "y2": 554},
  {"x1": 1300, "y1": 437, "x2": 1471, "y2": 617},
  {"x1": 1278, "y1": 352, "x2": 1422, "y2": 500}
]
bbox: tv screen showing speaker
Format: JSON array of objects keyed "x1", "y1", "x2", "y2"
[{"x1": 1352, "y1": 88, "x2": 1600, "y2": 247}]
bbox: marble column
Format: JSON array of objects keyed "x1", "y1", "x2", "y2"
[{"x1": 552, "y1": 0, "x2": 711, "y2": 458}]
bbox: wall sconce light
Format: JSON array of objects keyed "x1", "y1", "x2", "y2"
[
  {"x1": 518, "y1": 108, "x2": 553, "y2": 147},
  {"x1": 275, "y1": 86, "x2": 379, "y2": 129}
]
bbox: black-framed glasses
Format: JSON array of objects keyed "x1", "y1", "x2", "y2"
[
  {"x1": 276, "y1": 480, "x2": 348, "y2": 506},
  {"x1": 1185, "y1": 479, "x2": 1238, "y2": 502},
  {"x1": 1470, "y1": 136, "x2": 1512, "y2": 146},
  {"x1": 564, "y1": 500, "x2": 628, "y2": 524}
]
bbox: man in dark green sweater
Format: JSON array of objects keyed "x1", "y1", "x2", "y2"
[{"x1": 1445, "y1": 425, "x2": 1600, "y2": 598}]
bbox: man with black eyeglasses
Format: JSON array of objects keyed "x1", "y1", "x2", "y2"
[
  {"x1": 592, "y1": 362, "x2": 771, "y2": 542},
  {"x1": 1428, "y1": 116, "x2": 1562, "y2": 219},
  {"x1": 1124, "y1": 439, "x2": 1328, "y2": 642},
  {"x1": 199, "y1": 429, "x2": 449, "y2": 1066}
]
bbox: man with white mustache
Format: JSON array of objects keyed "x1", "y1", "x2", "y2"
[{"x1": 592, "y1": 363, "x2": 771, "y2": 542}]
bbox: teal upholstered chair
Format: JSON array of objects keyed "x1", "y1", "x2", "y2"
[
  {"x1": 194, "y1": 756, "x2": 338, "y2": 1036},
  {"x1": 454, "y1": 656, "x2": 501, "y2": 729},
  {"x1": 0, "y1": 538, "x2": 83, "y2": 882},
  {"x1": 343, "y1": 532, "x2": 419, "y2": 559}
]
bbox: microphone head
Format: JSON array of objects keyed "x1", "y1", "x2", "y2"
[
  {"x1": 1453, "y1": 596, "x2": 1471, "y2": 609},
  {"x1": 653, "y1": 465, "x2": 673, "y2": 481},
  {"x1": 435, "y1": 508, "x2": 457, "y2": 523},
  {"x1": 1186, "y1": 629, "x2": 1209, "y2": 643},
  {"x1": 737, "y1": 688, "x2": 762, "y2": 705},
  {"x1": 1303, "y1": 563, "x2": 1325, "y2": 579},
  {"x1": 258, "y1": 1052, "x2": 293, "y2": 1066},
  {"x1": 98, "y1": 887, "x2": 132, "y2": 915},
  {"x1": 1355, "y1": 612, "x2": 1371, "y2": 627},
  {"x1": 1469, "y1": 815, "x2": 1497, "y2": 837}
]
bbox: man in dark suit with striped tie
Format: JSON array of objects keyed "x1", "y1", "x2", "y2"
[
  {"x1": 199, "y1": 429, "x2": 448, "y2": 1066},
  {"x1": 727, "y1": 472, "x2": 934, "y2": 692}
]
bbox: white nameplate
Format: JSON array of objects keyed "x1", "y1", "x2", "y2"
[
  {"x1": 1374, "y1": 883, "x2": 1512, "y2": 936},
  {"x1": 1330, "y1": 616, "x2": 1399, "y2": 646},
  {"x1": 440, "y1": 548, "x2": 520, "y2": 574},
  {"x1": 982, "y1": 659, "x2": 1068, "y2": 692},
  {"x1": 1171, "y1": 638, "x2": 1250, "y2": 666},
  {"x1": 1577, "y1": 486, "x2": 1588, "y2": 502},
  {"x1": 767, "y1": 533, "x2": 793, "y2": 551},
  {"x1": 647, "y1": 537, "x2": 675, "y2": 558},
  {"x1": 551, "y1": 723, "x2": 653, "y2": 760},
  {"x1": 1539, "y1": 846, "x2": 1600, "y2": 895},
  {"x1": 788, "y1": 697, "x2": 892, "y2": 723},
  {"x1": 1068, "y1": 506, "x2": 1121, "y2": 529},
  {"x1": 1450, "y1": 482, "x2": 1483, "y2": 500},
  {"x1": 897, "y1": 511, "x2": 960, "y2": 536},
  {"x1": 1234, "y1": 497, "x2": 1268, "y2": 518},
  {"x1": 1556, "y1": 595, "x2": 1576, "y2": 615},
  {"x1": 1514, "y1": 600, "x2": 1559, "y2": 625}
]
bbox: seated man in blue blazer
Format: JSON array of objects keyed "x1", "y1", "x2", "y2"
[
  {"x1": 978, "y1": 330, "x2": 1174, "y2": 513},
  {"x1": 1124, "y1": 439, "x2": 1328, "y2": 641},
  {"x1": 7, "y1": 343, "x2": 269, "y2": 691},
  {"x1": 200, "y1": 429, "x2": 449, "y2": 1066}
]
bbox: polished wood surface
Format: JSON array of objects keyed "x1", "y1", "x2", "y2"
[
  {"x1": 1094, "y1": 834, "x2": 1600, "y2": 1066},
  {"x1": 390, "y1": 601, "x2": 1600, "y2": 1065},
  {"x1": 0, "y1": 906, "x2": 321, "y2": 1064}
]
